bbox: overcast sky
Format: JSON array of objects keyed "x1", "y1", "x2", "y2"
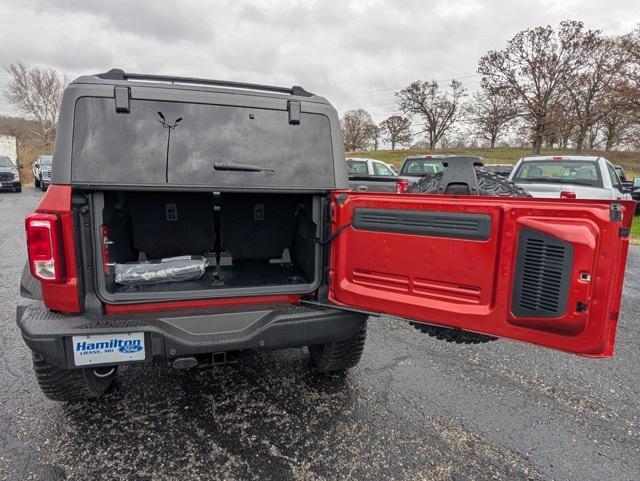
[{"x1": 1, "y1": 0, "x2": 639, "y2": 123}]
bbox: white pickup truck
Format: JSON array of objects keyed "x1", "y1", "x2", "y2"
[
  {"x1": 508, "y1": 155, "x2": 632, "y2": 200},
  {"x1": 346, "y1": 157, "x2": 403, "y2": 192}
]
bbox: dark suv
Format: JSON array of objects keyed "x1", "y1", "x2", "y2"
[
  {"x1": 0, "y1": 156, "x2": 21, "y2": 192},
  {"x1": 17, "y1": 70, "x2": 635, "y2": 402}
]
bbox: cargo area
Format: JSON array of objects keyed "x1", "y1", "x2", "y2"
[{"x1": 93, "y1": 191, "x2": 321, "y2": 302}]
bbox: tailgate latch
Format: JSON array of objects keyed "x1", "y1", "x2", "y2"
[{"x1": 610, "y1": 203, "x2": 623, "y2": 222}]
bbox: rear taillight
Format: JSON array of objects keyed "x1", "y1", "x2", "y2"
[
  {"x1": 25, "y1": 213, "x2": 65, "y2": 283},
  {"x1": 396, "y1": 179, "x2": 410, "y2": 193},
  {"x1": 560, "y1": 191, "x2": 576, "y2": 199}
]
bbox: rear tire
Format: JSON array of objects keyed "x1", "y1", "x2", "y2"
[
  {"x1": 408, "y1": 170, "x2": 531, "y2": 197},
  {"x1": 309, "y1": 321, "x2": 367, "y2": 372},
  {"x1": 31, "y1": 352, "x2": 117, "y2": 402}
]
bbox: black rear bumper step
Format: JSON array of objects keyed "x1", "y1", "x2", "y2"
[{"x1": 16, "y1": 302, "x2": 366, "y2": 370}]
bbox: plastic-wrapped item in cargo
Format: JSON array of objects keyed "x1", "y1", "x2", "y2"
[{"x1": 115, "y1": 256, "x2": 208, "y2": 286}]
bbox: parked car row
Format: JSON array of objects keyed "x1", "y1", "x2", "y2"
[
  {"x1": 0, "y1": 154, "x2": 54, "y2": 194},
  {"x1": 344, "y1": 153, "x2": 639, "y2": 214}
]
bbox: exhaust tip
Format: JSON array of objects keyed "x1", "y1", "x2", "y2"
[{"x1": 93, "y1": 366, "x2": 116, "y2": 378}]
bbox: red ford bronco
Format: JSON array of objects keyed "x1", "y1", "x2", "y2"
[{"x1": 17, "y1": 70, "x2": 634, "y2": 402}]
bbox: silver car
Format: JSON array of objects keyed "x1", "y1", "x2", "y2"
[{"x1": 508, "y1": 155, "x2": 631, "y2": 200}]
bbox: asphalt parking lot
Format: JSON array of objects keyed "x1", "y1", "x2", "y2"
[{"x1": 1, "y1": 187, "x2": 638, "y2": 481}]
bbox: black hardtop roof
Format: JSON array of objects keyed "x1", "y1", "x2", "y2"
[{"x1": 71, "y1": 68, "x2": 324, "y2": 102}]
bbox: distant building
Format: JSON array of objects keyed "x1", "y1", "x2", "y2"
[{"x1": 0, "y1": 134, "x2": 17, "y2": 164}]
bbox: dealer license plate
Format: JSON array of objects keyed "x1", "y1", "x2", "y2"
[{"x1": 72, "y1": 332, "x2": 145, "y2": 366}]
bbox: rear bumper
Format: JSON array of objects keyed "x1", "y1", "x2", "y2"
[{"x1": 16, "y1": 301, "x2": 367, "y2": 369}]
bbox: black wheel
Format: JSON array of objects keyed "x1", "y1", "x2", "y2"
[
  {"x1": 34, "y1": 178, "x2": 40, "y2": 188},
  {"x1": 31, "y1": 352, "x2": 117, "y2": 402},
  {"x1": 309, "y1": 321, "x2": 367, "y2": 372},
  {"x1": 407, "y1": 169, "x2": 529, "y2": 344},
  {"x1": 15, "y1": 186, "x2": 22, "y2": 193}
]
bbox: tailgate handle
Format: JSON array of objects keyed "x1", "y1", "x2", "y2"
[{"x1": 356, "y1": 185, "x2": 368, "y2": 191}]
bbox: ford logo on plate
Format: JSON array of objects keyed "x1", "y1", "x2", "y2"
[{"x1": 118, "y1": 344, "x2": 143, "y2": 354}]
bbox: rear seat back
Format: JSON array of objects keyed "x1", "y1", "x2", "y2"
[
  {"x1": 220, "y1": 194, "x2": 297, "y2": 260},
  {"x1": 127, "y1": 192, "x2": 214, "y2": 259}
]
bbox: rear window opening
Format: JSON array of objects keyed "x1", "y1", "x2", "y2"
[{"x1": 91, "y1": 191, "x2": 322, "y2": 303}]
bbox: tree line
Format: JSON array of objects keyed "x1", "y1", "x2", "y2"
[{"x1": 341, "y1": 21, "x2": 640, "y2": 154}]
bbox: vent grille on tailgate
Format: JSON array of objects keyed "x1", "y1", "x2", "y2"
[
  {"x1": 511, "y1": 229, "x2": 573, "y2": 318},
  {"x1": 353, "y1": 208, "x2": 492, "y2": 240}
]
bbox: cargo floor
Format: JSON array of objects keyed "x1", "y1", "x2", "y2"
[{"x1": 113, "y1": 261, "x2": 309, "y2": 294}]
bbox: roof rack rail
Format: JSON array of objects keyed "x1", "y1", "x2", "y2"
[{"x1": 95, "y1": 69, "x2": 314, "y2": 97}]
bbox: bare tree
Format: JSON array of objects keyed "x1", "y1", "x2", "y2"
[
  {"x1": 478, "y1": 21, "x2": 588, "y2": 154},
  {"x1": 4, "y1": 62, "x2": 67, "y2": 147},
  {"x1": 586, "y1": 123, "x2": 603, "y2": 149},
  {"x1": 566, "y1": 32, "x2": 625, "y2": 151},
  {"x1": 466, "y1": 88, "x2": 518, "y2": 148},
  {"x1": 370, "y1": 125, "x2": 382, "y2": 151},
  {"x1": 598, "y1": 104, "x2": 635, "y2": 150},
  {"x1": 379, "y1": 115, "x2": 412, "y2": 150},
  {"x1": 544, "y1": 98, "x2": 577, "y2": 149},
  {"x1": 396, "y1": 80, "x2": 466, "y2": 151},
  {"x1": 620, "y1": 25, "x2": 640, "y2": 113},
  {"x1": 340, "y1": 109, "x2": 377, "y2": 152}
]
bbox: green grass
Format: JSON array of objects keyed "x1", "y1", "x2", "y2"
[
  {"x1": 347, "y1": 147, "x2": 640, "y2": 178},
  {"x1": 631, "y1": 217, "x2": 640, "y2": 245}
]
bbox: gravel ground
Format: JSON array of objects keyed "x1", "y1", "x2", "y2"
[{"x1": 1, "y1": 187, "x2": 638, "y2": 481}]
